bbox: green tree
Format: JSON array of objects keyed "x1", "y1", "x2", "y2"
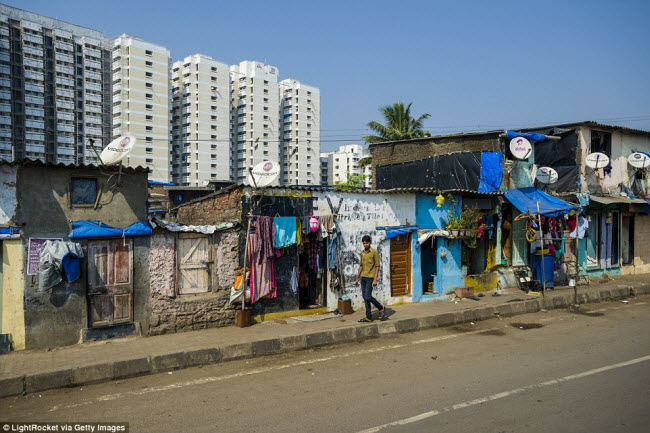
[
  {"x1": 363, "y1": 102, "x2": 431, "y2": 144},
  {"x1": 335, "y1": 173, "x2": 366, "y2": 191}
]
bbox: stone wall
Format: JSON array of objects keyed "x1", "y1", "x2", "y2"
[
  {"x1": 175, "y1": 187, "x2": 242, "y2": 225},
  {"x1": 147, "y1": 230, "x2": 239, "y2": 335},
  {"x1": 370, "y1": 134, "x2": 501, "y2": 188}
]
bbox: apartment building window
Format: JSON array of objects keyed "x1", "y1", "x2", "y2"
[
  {"x1": 146, "y1": 72, "x2": 153, "y2": 78},
  {"x1": 307, "y1": 91, "x2": 312, "y2": 96},
  {"x1": 145, "y1": 50, "x2": 152, "y2": 57},
  {"x1": 146, "y1": 82, "x2": 153, "y2": 88},
  {"x1": 145, "y1": 61, "x2": 152, "y2": 67},
  {"x1": 146, "y1": 137, "x2": 153, "y2": 143},
  {"x1": 264, "y1": 80, "x2": 268, "y2": 85},
  {"x1": 211, "y1": 67, "x2": 217, "y2": 72},
  {"x1": 211, "y1": 145, "x2": 217, "y2": 150},
  {"x1": 146, "y1": 115, "x2": 153, "y2": 121},
  {"x1": 146, "y1": 93, "x2": 153, "y2": 100},
  {"x1": 211, "y1": 135, "x2": 217, "y2": 140},
  {"x1": 263, "y1": 89, "x2": 268, "y2": 94},
  {"x1": 146, "y1": 147, "x2": 153, "y2": 154},
  {"x1": 146, "y1": 104, "x2": 153, "y2": 111},
  {"x1": 591, "y1": 130, "x2": 612, "y2": 156},
  {"x1": 211, "y1": 76, "x2": 217, "y2": 82},
  {"x1": 211, "y1": 125, "x2": 217, "y2": 130},
  {"x1": 263, "y1": 107, "x2": 268, "y2": 111},
  {"x1": 211, "y1": 115, "x2": 217, "y2": 120},
  {"x1": 146, "y1": 126, "x2": 153, "y2": 131},
  {"x1": 211, "y1": 96, "x2": 217, "y2": 101},
  {"x1": 146, "y1": 158, "x2": 153, "y2": 164},
  {"x1": 263, "y1": 98, "x2": 268, "y2": 103},
  {"x1": 211, "y1": 105, "x2": 217, "y2": 110},
  {"x1": 211, "y1": 154, "x2": 217, "y2": 159}
]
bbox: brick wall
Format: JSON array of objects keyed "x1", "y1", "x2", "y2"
[
  {"x1": 370, "y1": 134, "x2": 501, "y2": 188},
  {"x1": 175, "y1": 187, "x2": 242, "y2": 225}
]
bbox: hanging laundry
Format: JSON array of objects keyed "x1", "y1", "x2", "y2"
[
  {"x1": 309, "y1": 236, "x2": 321, "y2": 270},
  {"x1": 484, "y1": 215, "x2": 494, "y2": 239},
  {"x1": 248, "y1": 234, "x2": 276, "y2": 303},
  {"x1": 327, "y1": 224, "x2": 342, "y2": 269},
  {"x1": 577, "y1": 216, "x2": 589, "y2": 239},
  {"x1": 299, "y1": 217, "x2": 311, "y2": 236},
  {"x1": 274, "y1": 216, "x2": 298, "y2": 248},
  {"x1": 476, "y1": 217, "x2": 485, "y2": 239},
  {"x1": 296, "y1": 218, "x2": 303, "y2": 246},
  {"x1": 290, "y1": 266, "x2": 298, "y2": 294},
  {"x1": 254, "y1": 216, "x2": 275, "y2": 264},
  {"x1": 39, "y1": 240, "x2": 84, "y2": 291},
  {"x1": 320, "y1": 215, "x2": 335, "y2": 234}
]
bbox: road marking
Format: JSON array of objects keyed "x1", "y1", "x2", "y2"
[
  {"x1": 357, "y1": 354, "x2": 650, "y2": 433},
  {"x1": 48, "y1": 325, "x2": 511, "y2": 412}
]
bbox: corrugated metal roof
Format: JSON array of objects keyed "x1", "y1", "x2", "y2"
[
  {"x1": 0, "y1": 158, "x2": 150, "y2": 173},
  {"x1": 172, "y1": 184, "x2": 503, "y2": 210}
]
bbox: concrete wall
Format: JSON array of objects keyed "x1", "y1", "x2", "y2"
[
  {"x1": 13, "y1": 165, "x2": 149, "y2": 350},
  {"x1": 313, "y1": 191, "x2": 416, "y2": 310},
  {"x1": 622, "y1": 213, "x2": 650, "y2": 275},
  {"x1": 1, "y1": 240, "x2": 25, "y2": 350},
  {"x1": 147, "y1": 230, "x2": 239, "y2": 335},
  {"x1": 0, "y1": 165, "x2": 17, "y2": 226}
]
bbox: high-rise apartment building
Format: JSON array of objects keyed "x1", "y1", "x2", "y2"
[
  {"x1": 0, "y1": 4, "x2": 111, "y2": 164},
  {"x1": 321, "y1": 144, "x2": 367, "y2": 186},
  {"x1": 112, "y1": 34, "x2": 170, "y2": 182},
  {"x1": 229, "y1": 61, "x2": 280, "y2": 185},
  {"x1": 279, "y1": 79, "x2": 320, "y2": 185},
  {"x1": 170, "y1": 54, "x2": 230, "y2": 186}
]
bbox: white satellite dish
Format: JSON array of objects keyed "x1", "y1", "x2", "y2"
[
  {"x1": 628, "y1": 152, "x2": 650, "y2": 169},
  {"x1": 536, "y1": 166, "x2": 558, "y2": 184},
  {"x1": 248, "y1": 161, "x2": 280, "y2": 188},
  {"x1": 585, "y1": 152, "x2": 609, "y2": 169},
  {"x1": 100, "y1": 135, "x2": 136, "y2": 165},
  {"x1": 509, "y1": 137, "x2": 532, "y2": 160}
]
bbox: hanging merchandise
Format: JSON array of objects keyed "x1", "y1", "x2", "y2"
[
  {"x1": 484, "y1": 215, "x2": 494, "y2": 239},
  {"x1": 320, "y1": 215, "x2": 335, "y2": 234},
  {"x1": 309, "y1": 236, "x2": 320, "y2": 270},
  {"x1": 476, "y1": 217, "x2": 485, "y2": 239},
  {"x1": 296, "y1": 218, "x2": 302, "y2": 246},
  {"x1": 299, "y1": 217, "x2": 311, "y2": 236},
  {"x1": 274, "y1": 216, "x2": 298, "y2": 248}
]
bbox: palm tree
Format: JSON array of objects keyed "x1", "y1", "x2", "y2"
[{"x1": 363, "y1": 102, "x2": 431, "y2": 144}]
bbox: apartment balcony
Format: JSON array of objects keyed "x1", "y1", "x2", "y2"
[
  {"x1": 0, "y1": 103, "x2": 11, "y2": 113},
  {"x1": 113, "y1": 128, "x2": 122, "y2": 137},
  {"x1": 86, "y1": 93, "x2": 102, "y2": 103},
  {"x1": 25, "y1": 58, "x2": 44, "y2": 69},
  {"x1": 112, "y1": 106, "x2": 122, "y2": 116},
  {"x1": 54, "y1": 41, "x2": 74, "y2": 52},
  {"x1": 57, "y1": 111, "x2": 74, "y2": 121},
  {"x1": 57, "y1": 123, "x2": 75, "y2": 133},
  {"x1": 23, "y1": 33, "x2": 43, "y2": 44},
  {"x1": 84, "y1": 47, "x2": 101, "y2": 58},
  {"x1": 86, "y1": 71, "x2": 102, "y2": 80},
  {"x1": 55, "y1": 88, "x2": 74, "y2": 98},
  {"x1": 55, "y1": 64, "x2": 74, "y2": 75},
  {"x1": 24, "y1": 46, "x2": 43, "y2": 57},
  {"x1": 56, "y1": 53, "x2": 75, "y2": 64},
  {"x1": 85, "y1": 82, "x2": 102, "y2": 92},
  {"x1": 283, "y1": 134, "x2": 292, "y2": 140},
  {"x1": 112, "y1": 61, "x2": 121, "y2": 70}
]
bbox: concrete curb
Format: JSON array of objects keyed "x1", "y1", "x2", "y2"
[{"x1": 2, "y1": 283, "x2": 649, "y2": 398}]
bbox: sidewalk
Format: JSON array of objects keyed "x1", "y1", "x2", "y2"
[{"x1": 1, "y1": 274, "x2": 648, "y2": 398}]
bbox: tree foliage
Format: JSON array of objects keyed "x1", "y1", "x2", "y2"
[
  {"x1": 335, "y1": 174, "x2": 366, "y2": 191},
  {"x1": 363, "y1": 102, "x2": 431, "y2": 144}
]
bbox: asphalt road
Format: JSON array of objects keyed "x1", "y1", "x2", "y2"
[{"x1": 2, "y1": 298, "x2": 649, "y2": 433}]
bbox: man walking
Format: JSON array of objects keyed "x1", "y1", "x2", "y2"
[{"x1": 355, "y1": 235, "x2": 385, "y2": 322}]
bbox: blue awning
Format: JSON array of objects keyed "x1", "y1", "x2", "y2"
[
  {"x1": 69, "y1": 220, "x2": 152, "y2": 239},
  {"x1": 505, "y1": 187, "x2": 579, "y2": 217},
  {"x1": 478, "y1": 152, "x2": 503, "y2": 193},
  {"x1": 506, "y1": 130, "x2": 548, "y2": 142},
  {"x1": 376, "y1": 225, "x2": 419, "y2": 240}
]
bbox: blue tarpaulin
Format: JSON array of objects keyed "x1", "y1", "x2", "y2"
[
  {"x1": 506, "y1": 130, "x2": 548, "y2": 142},
  {"x1": 478, "y1": 152, "x2": 503, "y2": 193},
  {"x1": 377, "y1": 225, "x2": 419, "y2": 240},
  {"x1": 69, "y1": 220, "x2": 152, "y2": 239},
  {"x1": 0, "y1": 226, "x2": 20, "y2": 235},
  {"x1": 505, "y1": 187, "x2": 579, "y2": 217}
]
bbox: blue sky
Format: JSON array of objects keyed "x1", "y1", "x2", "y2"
[{"x1": 8, "y1": 0, "x2": 650, "y2": 151}]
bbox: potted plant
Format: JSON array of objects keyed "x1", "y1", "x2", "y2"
[{"x1": 445, "y1": 213, "x2": 462, "y2": 237}]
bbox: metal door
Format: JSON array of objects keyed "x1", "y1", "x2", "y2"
[
  {"x1": 177, "y1": 234, "x2": 210, "y2": 294},
  {"x1": 87, "y1": 239, "x2": 133, "y2": 328},
  {"x1": 390, "y1": 234, "x2": 411, "y2": 296}
]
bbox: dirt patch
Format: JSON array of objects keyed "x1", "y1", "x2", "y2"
[
  {"x1": 567, "y1": 306, "x2": 605, "y2": 317},
  {"x1": 510, "y1": 322, "x2": 544, "y2": 330},
  {"x1": 450, "y1": 325, "x2": 474, "y2": 333},
  {"x1": 479, "y1": 329, "x2": 506, "y2": 336}
]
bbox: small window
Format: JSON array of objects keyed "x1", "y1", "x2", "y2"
[
  {"x1": 590, "y1": 130, "x2": 612, "y2": 156},
  {"x1": 146, "y1": 82, "x2": 153, "y2": 88},
  {"x1": 146, "y1": 104, "x2": 153, "y2": 110},
  {"x1": 145, "y1": 61, "x2": 153, "y2": 67},
  {"x1": 145, "y1": 72, "x2": 153, "y2": 78},
  {"x1": 146, "y1": 158, "x2": 153, "y2": 164},
  {"x1": 145, "y1": 50, "x2": 153, "y2": 56},
  {"x1": 146, "y1": 126, "x2": 153, "y2": 131},
  {"x1": 146, "y1": 115, "x2": 153, "y2": 121},
  {"x1": 70, "y1": 177, "x2": 98, "y2": 206},
  {"x1": 146, "y1": 147, "x2": 153, "y2": 153},
  {"x1": 146, "y1": 137, "x2": 153, "y2": 142},
  {"x1": 146, "y1": 93, "x2": 153, "y2": 100}
]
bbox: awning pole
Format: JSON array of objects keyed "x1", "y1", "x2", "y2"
[{"x1": 537, "y1": 202, "x2": 546, "y2": 299}]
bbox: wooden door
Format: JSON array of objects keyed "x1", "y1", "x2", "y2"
[
  {"x1": 390, "y1": 234, "x2": 411, "y2": 296},
  {"x1": 87, "y1": 239, "x2": 133, "y2": 328},
  {"x1": 177, "y1": 234, "x2": 210, "y2": 294},
  {"x1": 512, "y1": 210, "x2": 528, "y2": 267}
]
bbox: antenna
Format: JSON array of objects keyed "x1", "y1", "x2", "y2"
[
  {"x1": 100, "y1": 135, "x2": 136, "y2": 165},
  {"x1": 247, "y1": 161, "x2": 280, "y2": 188}
]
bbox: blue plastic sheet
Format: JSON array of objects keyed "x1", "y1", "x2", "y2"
[
  {"x1": 377, "y1": 225, "x2": 419, "y2": 240},
  {"x1": 0, "y1": 226, "x2": 20, "y2": 235},
  {"x1": 505, "y1": 187, "x2": 579, "y2": 217},
  {"x1": 478, "y1": 152, "x2": 503, "y2": 193},
  {"x1": 69, "y1": 220, "x2": 152, "y2": 239},
  {"x1": 506, "y1": 130, "x2": 548, "y2": 142}
]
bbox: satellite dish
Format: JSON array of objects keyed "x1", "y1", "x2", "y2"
[
  {"x1": 100, "y1": 135, "x2": 136, "y2": 165},
  {"x1": 248, "y1": 161, "x2": 280, "y2": 188},
  {"x1": 509, "y1": 137, "x2": 532, "y2": 160},
  {"x1": 536, "y1": 166, "x2": 558, "y2": 184},
  {"x1": 585, "y1": 152, "x2": 610, "y2": 169},
  {"x1": 628, "y1": 152, "x2": 650, "y2": 169}
]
